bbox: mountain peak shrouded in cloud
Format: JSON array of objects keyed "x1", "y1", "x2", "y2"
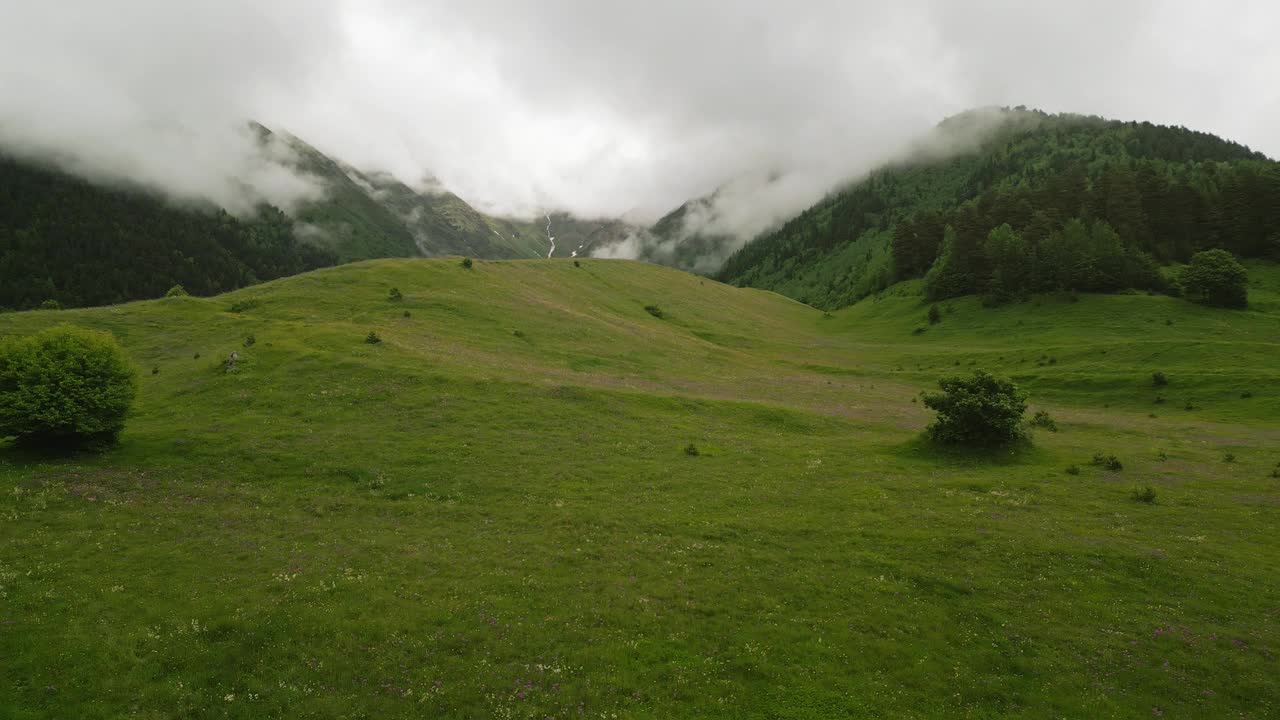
[{"x1": 1, "y1": 1, "x2": 1278, "y2": 222}]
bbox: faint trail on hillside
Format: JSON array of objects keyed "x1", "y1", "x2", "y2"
[{"x1": 545, "y1": 214, "x2": 555, "y2": 258}]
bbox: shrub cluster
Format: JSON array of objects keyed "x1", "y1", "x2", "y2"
[
  {"x1": 922, "y1": 370, "x2": 1027, "y2": 446},
  {"x1": 0, "y1": 326, "x2": 137, "y2": 447},
  {"x1": 1091, "y1": 453, "x2": 1123, "y2": 471}
]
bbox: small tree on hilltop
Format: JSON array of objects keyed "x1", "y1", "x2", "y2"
[
  {"x1": 0, "y1": 325, "x2": 138, "y2": 447},
  {"x1": 922, "y1": 370, "x2": 1028, "y2": 447},
  {"x1": 1181, "y1": 249, "x2": 1247, "y2": 308}
]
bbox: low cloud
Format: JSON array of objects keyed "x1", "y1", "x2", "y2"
[
  {"x1": 1, "y1": 1, "x2": 1276, "y2": 224},
  {"x1": 594, "y1": 106, "x2": 1040, "y2": 270}
]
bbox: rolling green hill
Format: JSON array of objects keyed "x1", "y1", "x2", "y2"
[
  {"x1": 716, "y1": 108, "x2": 1280, "y2": 308},
  {"x1": 2, "y1": 257, "x2": 1278, "y2": 718}
]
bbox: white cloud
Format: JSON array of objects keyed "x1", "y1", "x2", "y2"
[{"x1": 1, "y1": 0, "x2": 1276, "y2": 224}]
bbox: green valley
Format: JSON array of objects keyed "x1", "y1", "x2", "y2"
[{"x1": 2, "y1": 257, "x2": 1277, "y2": 718}]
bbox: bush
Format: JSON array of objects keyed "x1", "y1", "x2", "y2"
[
  {"x1": 388, "y1": 287, "x2": 403, "y2": 302},
  {"x1": 921, "y1": 370, "x2": 1028, "y2": 446},
  {"x1": 574, "y1": 260, "x2": 581, "y2": 268},
  {"x1": 365, "y1": 331, "x2": 382, "y2": 345},
  {"x1": 1130, "y1": 486, "x2": 1157, "y2": 504},
  {"x1": 39, "y1": 299, "x2": 61, "y2": 310},
  {"x1": 1152, "y1": 371, "x2": 1168, "y2": 387},
  {"x1": 460, "y1": 257, "x2": 473, "y2": 269},
  {"x1": 228, "y1": 299, "x2": 258, "y2": 313},
  {"x1": 1223, "y1": 452, "x2": 1236, "y2": 463},
  {"x1": 927, "y1": 304, "x2": 942, "y2": 325},
  {"x1": 1065, "y1": 464, "x2": 1081, "y2": 476},
  {"x1": 684, "y1": 443, "x2": 700, "y2": 457},
  {"x1": 1180, "y1": 249, "x2": 1247, "y2": 308},
  {"x1": 1029, "y1": 410, "x2": 1057, "y2": 431},
  {"x1": 243, "y1": 334, "x2": 256, "y2": 348},
  {"x1": 165, "y1": 284, "x2": 188, "y2": 297},
  {"x1": 644, "y1": 305, "x2": 664, "y2": 319},
  {"x1": 0, "y1": 326, "x2": 138, "y2": 447},
  {"x1": 1091, "y1": 453, "x2": 1123, "y2": 471}
]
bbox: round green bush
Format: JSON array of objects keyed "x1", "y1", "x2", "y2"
[
  {"x1": 0, "y1": 325, "x2": 138, "y2": 447},
  {"x1": 1181, "y1": 249, "x2": 1247, "y2": 308},
  {"x1": 922, "y1": 370, "x2": 1028, "y2": 446}
]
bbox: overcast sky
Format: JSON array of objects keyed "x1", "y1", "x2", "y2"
[{"x1": 2, "y1": 0, "x2": 1278, "y2": 222}]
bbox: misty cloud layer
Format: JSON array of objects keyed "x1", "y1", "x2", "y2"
[{"x1": 3, "y1": 1, "x2": 1278, "y2": 230}]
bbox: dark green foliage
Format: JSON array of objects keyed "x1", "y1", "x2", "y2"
[
  {"x1": 365, "y1": 331, "x2": 382, "y2": 345},
  {"x1": 1181, "y1": 249, "x2": 1248, "y2": 308},
  {"x1": 927, "y1": 304, "x2": 942, "y2": 324},
  {"x1": 1130, "y1": 486, "x2": 1157, "y2": 504},
  {"x1": 165, "y1": 285, "x2": 188, "y2": 297},
  {"x1": 0, "y1": 155, "x2": 335, "y2": 309},
  {"x1": 0, "y1": 325, "x2": 137, "y2": 446},
  {"x1": 151, "y1": 366, "x2": 160, "y2": 375},
  {"x1": 912, "y1": 326, "x2": 927, "y2": 335},
  {"x1": 1029, "y1": 410, "x2": 1057, "y2": 431},
  {"x1": 574, "y1": 260, "x2": 581, "y2": 268},
  {"x1": 228, "y1": 299, "x2": 259, "y2": 313},
  {"x1": 1241, "y1": 391, "x2": 1253, "y2": 399},
  {"x1": 1152, "y1": 371, "x2": 1168, "y2": 387},
  {"x1": 460, "y1": 257, "x2": 474, "y2": 269},
  {"x1": 38, "y1": 299, "x2": 60, "y2": 310},
  {"x1": 243, "y1": 334, "x2": 256, "y2": 348},
  {"x1": 717, "y1": 108, "x2": 1276, "y2": 309},
  {"x1": 193, "y1": 352, "x2": 201, "y2": 360},
  {"x1": 1091, "y1": 453, "x2": 1123, "y2": 471},
  {"x1": 403, "y1": 310, "x2": 411, "y2": 318},
  {"x1": 388, "y1": 287, "x2": 403, "y2": 302},
  {"x1": 684, "y1": 443, "x2": 700, "y2": 456},
  {"x1": 1065, "y1": 465, "x2": 1081, "y2": 475},
  {"x1": 644, "y1": 305, "x2": 664, "y2": 319},
  {"x1": 1223, "y1": 452, "x2": 1236, "y2": 463},
  {"x1": 921, "y1": 370, "x2": 1028, "y2": 446}
]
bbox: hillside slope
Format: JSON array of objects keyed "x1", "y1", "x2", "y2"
[
  {"x1": 2, "y1": 258, "x2": 1278, "y2": 717},
  {"x1": 0, "y1": 126, "x2": 617, "y2": 309},
  {"x1": 0, "y1": 154, "x2": 335, "y2": 310},
  {"x1": 716, "y1": 108, "x2": 1279, "y2": 307}
]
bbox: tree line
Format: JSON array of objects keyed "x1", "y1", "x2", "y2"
[
  {"x1": 0, "y1": 155, "x2": 335, "y2": 310},
  {"x1": 716, "y1": 109, "x2": 1279, "y2": 309}
]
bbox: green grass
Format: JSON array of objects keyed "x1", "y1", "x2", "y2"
[{"x1": 2, "y1": 258, "x2": 1278, "y2": 718}]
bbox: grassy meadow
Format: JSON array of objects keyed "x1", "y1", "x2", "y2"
[{"x1": 2, "y1": 258, "x2": 1278, "y2": 718}]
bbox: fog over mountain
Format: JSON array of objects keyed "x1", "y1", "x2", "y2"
[{"x1": 2, "y1": 1, "x2": 1277, "y2": 230}]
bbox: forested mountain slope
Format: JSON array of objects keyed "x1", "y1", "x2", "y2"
[
  {"x1": 717, "y1": 108, "x2": 1279, "y2": 308},
  {"x1": 0, "y1": 125, "x2": 614, "y2": 309},
  {"x1": 0, "y1": 154, "x2": 335, "y2": 310}
]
